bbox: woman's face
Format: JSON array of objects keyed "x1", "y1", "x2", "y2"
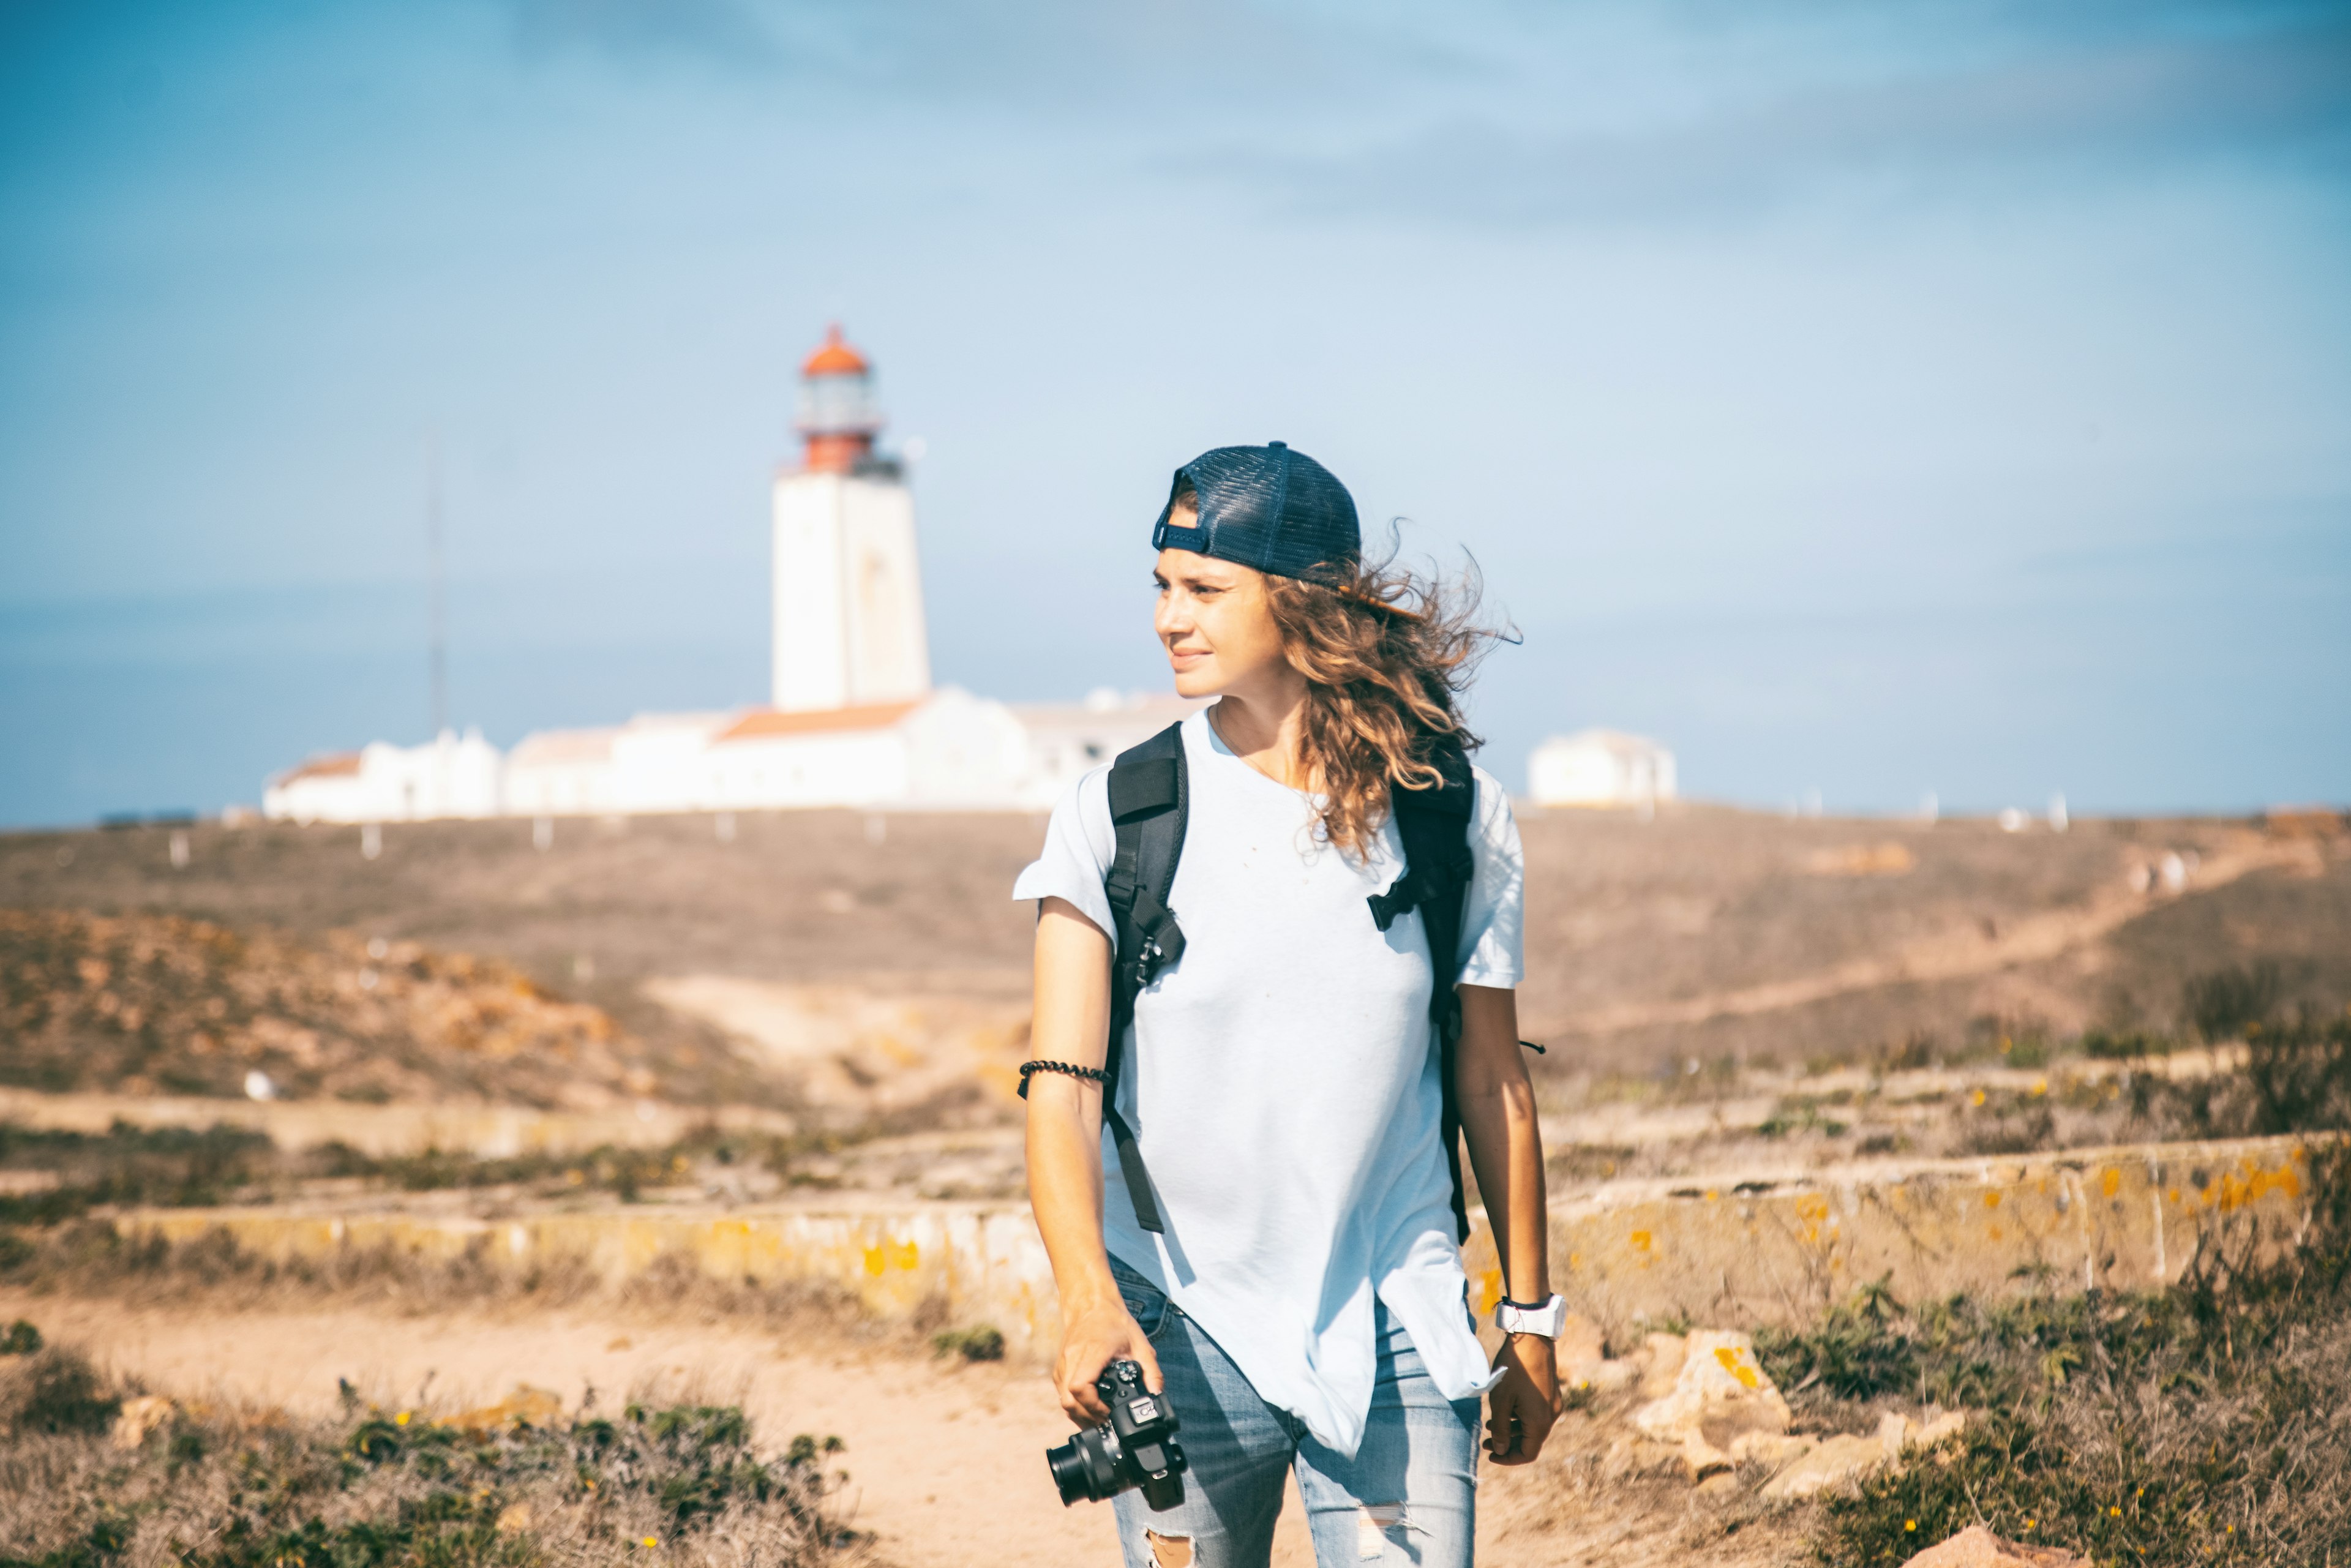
[{"x1": 1154, "y1": 545, "x2": 1288, "y2": 700}]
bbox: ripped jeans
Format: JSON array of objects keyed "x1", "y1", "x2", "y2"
[{"x1": 1108, "y1": 1259, "x2": 1480, "y2": 1568}]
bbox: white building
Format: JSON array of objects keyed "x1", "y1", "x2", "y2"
[
  {"x1": 1008, "y1": 689, "x2": 1204, "y2": 805},
  {"x1": 500, "y1": 725, "x2": 624, "y2": 818},
  {"x1": 263, "y1": 326, "x2": 1196, "y2": 823},
  {"x1": 264, "y1": 728, "x2": 502, "y2": 825},
  {"x1": 1528, "y1": 729, "x2": 1678, "y2": 809}
]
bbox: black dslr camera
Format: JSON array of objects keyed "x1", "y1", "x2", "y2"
[{"x1": 1046, "y1": 1359, "x2": 1187, "y2": 1510}]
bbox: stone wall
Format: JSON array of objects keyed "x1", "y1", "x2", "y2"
[{"x1": 116, "y1": 1134, "x2": 2320, "y2": 1360}]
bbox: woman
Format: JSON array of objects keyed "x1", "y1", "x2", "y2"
[{"x1": 1016, "y1": 442, "x2": 1560, "y2": 1568}]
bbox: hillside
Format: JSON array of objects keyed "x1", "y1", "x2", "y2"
[
  {"x1": 0, "y1": 906, "x2": 772, "y2": 1109},
  {"x1": 1, "y1": 804, "x2": 2344, "y2": 1103}
]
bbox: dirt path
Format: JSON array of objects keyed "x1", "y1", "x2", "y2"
[
  {"x1": 1561, "y1": 835, "x2": 2314, "y2": 1036},
  {"x1": 3, "y1": 1291, "x2": 1801, "y2": 1567},
  {"x1": 0, "y1": 1290, "x2": 1297, "y2": 1567}
]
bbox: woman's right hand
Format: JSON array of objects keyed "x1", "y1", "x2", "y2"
[{"x1": 1054, "y1": 1296, "x2": 1163, "y2": 1426}]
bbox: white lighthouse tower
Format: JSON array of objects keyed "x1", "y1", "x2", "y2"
[{"x1": 770, "y1": 325, "x2": 932, "y2": 713}]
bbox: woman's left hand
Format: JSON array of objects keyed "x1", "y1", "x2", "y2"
[{"x1": 1483, "y1": 1334, "x2": 1561, "y2": 1465}]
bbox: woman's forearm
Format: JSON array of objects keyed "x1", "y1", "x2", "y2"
[
  {"x1": 1026, "y1": 896, "x2": 1122, "y2": 1313},
  {"x1": 1455, "y1": 984, "x2": 1551, "y2": 1304},
  {"x1": 1028, "y1": 1080, "x2": 1119, "y2": 1311}
]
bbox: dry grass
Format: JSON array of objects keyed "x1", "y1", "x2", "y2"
[
  {"x1": 0, "y1": 1341, "x2": 864, "y2": 1568},
  {"x1": 0, "y1": 1218, "x2": 908, "y2": 1354},
  {"x1": 0, "y1": 907, "x2": 781, "y2": 1110},
  {"x1": 1765, "y1": 1139, "x2": 2351, "y2": 1567}
]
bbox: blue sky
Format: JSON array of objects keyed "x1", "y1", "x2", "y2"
[{"x1": 2, "y1": 0, "x2": 2346, "y2": 825}]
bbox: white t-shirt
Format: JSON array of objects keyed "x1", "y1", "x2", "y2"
[{"x1": 1013, "y1": 706, "x2": 1525, "y2": 1457}]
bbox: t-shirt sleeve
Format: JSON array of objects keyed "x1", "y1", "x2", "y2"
[
  {"x1": 1011, "y1": 765, "x2": 1119, "y2": 941},
  {"x1": 1456, "y1": 766, "x2": 1525, "y2": 989}
]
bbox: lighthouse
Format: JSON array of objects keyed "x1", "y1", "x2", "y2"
[{"x1": 770, "y1": 325, "x2": 932, "y2": 713}]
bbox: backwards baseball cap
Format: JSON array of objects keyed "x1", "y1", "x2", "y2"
[{"x1": 1150, "y1": 441, "x2": 1360, "y2": 583}]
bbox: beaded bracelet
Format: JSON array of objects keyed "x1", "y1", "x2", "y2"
[{"x1": 1018, "y1": 1059, "x2": 1109, "y2": 1098}]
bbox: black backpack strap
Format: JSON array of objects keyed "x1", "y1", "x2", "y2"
[
  {"x1": 1097, "y1": 722, "x2": 1190, "y2": 1232},
  {"x1": 1371, "y1": 748, "x2": 1479, "y2": 1241}
]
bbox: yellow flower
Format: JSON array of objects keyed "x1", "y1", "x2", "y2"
[
  {"x1": 2110, "y1": 1506, "x2": 2122, "y2": 1517},
  {"x1": 1905, "y1": 1521, "x2": 1917, "y2": 1532},
  {"x1": 394, "y1": 1411, "x2": 411, "y2": 1427},
  {"x1": 640, "y1": 1538, "x2": 658, "y2": 1549}
]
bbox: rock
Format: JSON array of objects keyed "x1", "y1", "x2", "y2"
[
  {"x1": 1899, "y1": 1523, "x2": 2090, "y2": 1567},
  {"x1": 1759, "y1": 1433, "x2": 1891, "y2": 1499},
  {"x1": 1568, "y1": 1358, "x2": 1639, "y2": 1395},
  {"x1": 1728, "y1": 1430, "x2": 1817, "y2": 1466},
  {"x1": 1681, "y1": 1332, "x2": 1791, "y2": 1420},
  {"x1": 1695, "y1": 1469, "x2": 1743, "y2": 1497},
  {"x1": 1556, "y1": 1313, "x2": 1607, "y2": 1369},
  {"x1": 1632, "y1": 1330, "x2": 1793, "y2": 1454},
  {"x1": 1679, "y1": 1430, "x2": 1733, "y2": 1480},
  {"x1": 1607, "y1": 1435, "x2": 1690, "y2": 1477},
  {"x1": 1910, "y1": 1410, "x2": 1967, "y2": 1450},
  {"x1": 442, "y1": 1384, "x2": 564, "y2": 1436},
  {"x1": 110, "y1": 1394, "x2": 176, "y2": 1450},
  {"x1": 1751, "y1": 1408, "x2": 1970, "y2": 1499},
  {"x1": 1873, "y1": 1408, "x2": 1970, "y2": 1458},
  {"x1": 1637, "y1": 1332, "x2": 1687, "y2": 1398}
]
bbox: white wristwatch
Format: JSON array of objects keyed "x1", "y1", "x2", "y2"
[{"x1": 1493, "y1": 1294, "x2": 1568, "y2": 1338}]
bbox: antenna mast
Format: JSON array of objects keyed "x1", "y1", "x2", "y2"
[{"x1": 426, "y1": 432, "x2": 447, "y2": 737}]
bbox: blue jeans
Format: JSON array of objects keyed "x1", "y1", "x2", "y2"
[{"x1": 1107, "y1": 1259, "x2": 1482, "y2": 1567}]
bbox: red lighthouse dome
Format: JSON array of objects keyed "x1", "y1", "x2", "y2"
[
  {"x1": 797, "y1": 324, "x2": 881, "y2": 473},
  {"x1": 801, "y1": 323, "x2": 870, "y2": 378}
]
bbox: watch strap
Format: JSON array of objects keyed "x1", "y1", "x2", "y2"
[{"x1": 1493, "y1": 1293, "x2": 1568, "y2": 1338}]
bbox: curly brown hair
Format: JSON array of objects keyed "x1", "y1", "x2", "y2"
[{"x1": 1263, "y1": 552, "x2": 1505, "y2": 858}]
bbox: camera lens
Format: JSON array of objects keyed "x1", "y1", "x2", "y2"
[{"x1": 1046, "y1": 1427, "x2": 1121, "y2": 1506}]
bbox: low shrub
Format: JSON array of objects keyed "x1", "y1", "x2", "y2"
[
  {"x1": 1783, "y1": 1140, "x2": 2351, "y2": 1566},
  {"x1": 2184, "y1": 962, "x2": 2282, "y2": 1045},
  {"x1": 2129, "y1": 1014, "x2": 2351, "y2": 1142},
  {"x1": 931, "y1": 1324, "x2": 1005, "y2": 1362},
  {"x1": 0, "y1": 1346, "x2": 119, "y2": 1437},
  {"x1": 0, "y1": 1347, "x2": 857, "y2": 1567}
]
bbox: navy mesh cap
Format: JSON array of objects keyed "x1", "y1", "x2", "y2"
[{"x1": 1150, "y1": 441, "x2": 1360, "y2": 583}]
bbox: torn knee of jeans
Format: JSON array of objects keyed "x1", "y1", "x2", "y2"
[
  {"x1": 1145, "y1": 1528, "x2": 1193, "y2": 1567},
  {"x1": 1356, "y1": 1504, "x2": 1417, "y2": 1556}
]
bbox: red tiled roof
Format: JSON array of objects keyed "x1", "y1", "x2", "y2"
[
  {"x1": 275, "y1": 752, "x2": 362, "y2": 786},
  {"x1": 712, "y1": 699, "x2": 921, "y2": 745}
]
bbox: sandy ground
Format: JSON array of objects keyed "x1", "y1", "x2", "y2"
[
  {"x1": 2, "y1": 1289, "x2": 1804, "y2": 1568},
  {"x1": 0, "y1": 1289, "x2": 1277, "y2": 1566}
]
